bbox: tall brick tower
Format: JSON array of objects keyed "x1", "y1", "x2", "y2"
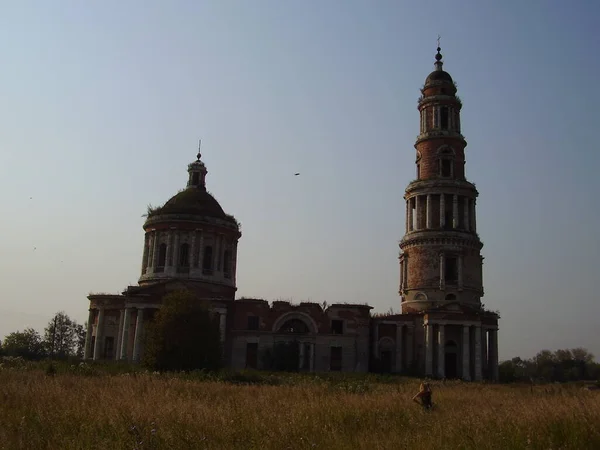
[{"x1": 395, "y1": 45, "x2": 499, "y2": 380}]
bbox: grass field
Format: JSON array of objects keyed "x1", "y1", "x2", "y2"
[{"x1": 0, "y1": 360, "x2": 598, "y2": 449}]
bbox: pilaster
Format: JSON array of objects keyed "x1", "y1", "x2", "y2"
[
  {"x1": 92, "y1": 307, "x2": 105, "y2": 360},
  {"x1": 425, "y1": 323, "x2": 433, "y2": 376},
  {"x1": 83, "y1": 309, "x2": 94, "y2": 359},
  {"x1": 120, "y1": 308, "x2": 132, "y2": 360},
  {"x1": 474, "y1": 325, "x2": 482, "y2": 381},
  {"x1": 436, "y1": 324, "x2": 445, "y2": 378},
  {"x1": 132, "y1": 308, "x2": 145, "y2": 362},
  {"x1": 426, "y1": 194, "x2": 432, "y2": 229},
  {"x1": 462, "y1": 325, "x2": 471, "y2": 381},
  {"x1": 115, "y1": 309, "x2": 125, "y2": 361}
]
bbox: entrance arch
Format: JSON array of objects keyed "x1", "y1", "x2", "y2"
[{"x1": 445, "y1": 340, "x2": 458, "y2": 379}]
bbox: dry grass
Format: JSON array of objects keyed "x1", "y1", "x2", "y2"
[{"x1": 0, "y1": 366, "x2": 598, "y2": 449}]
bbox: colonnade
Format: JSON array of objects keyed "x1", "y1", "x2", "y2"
[
  {"x1": 142, "y1": 229, "x2": 237, "y2": 279},
  {"x1": 424, "y1": 321, "x2": 498, "y2": 381},
  {"x1": 83, "y1": 305, "x2": 229, "y2": 362},
  {"x1": 405, "y1": 194, "x2": 476, "y2": 233}
]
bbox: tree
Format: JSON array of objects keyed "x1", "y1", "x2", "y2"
[
  {"x1": 143, "y1": 290, "x2": 222, "y2": 372},
  {"x1": 44, "y1": 311, "x2": 80, "y2": 359},
  {"x1": 74, "y1": 322, "x2": 86, "y2": 358},
  {"x1": 2, "y1": 328, "x2": 46, "y2": 359},
  {"x1": 0, "y1": 339, "x2": 3, "y2": 356}
]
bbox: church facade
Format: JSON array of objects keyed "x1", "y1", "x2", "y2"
[{"x1": 84, "y1": 47, "x2": 499, "y2": 380}]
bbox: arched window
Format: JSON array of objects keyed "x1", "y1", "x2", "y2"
[
  {"x1": 178, "y1": 243, "x2": 190, "y2": 267},
  {"x1": 157, "y1": 243, "x2": 167, "y2": 271},
  {"x1": 223, "y1": 250, "x2": 231, "y2": 278},
  {"x1": 414, "y1": 292, "x2": 428, "y2": 301},
  {"x1": 277, "y1": 319, "x2": 310, "y2": 334},
  {"x1": 416, "y1": 151, "x2": 422, "y2": 179},
  {"x1": 440, "y1": 106, "x2": 449, "y2": 130},
  {"x1": 438, "y1": 147, "x2": 455, "y2": 178},
  {"x1": 202, "y1": 245, "x2": 213, "y2": 274}
]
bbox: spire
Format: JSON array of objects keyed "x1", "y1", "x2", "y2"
[
  {"x1": 187, "y1": 139, "x2": 208, "y2": 189},
  {"x1": 434, "y1": 35, "x2": 443, "y2": 71}
]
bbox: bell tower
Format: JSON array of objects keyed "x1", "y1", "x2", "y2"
[{"x1": 399, "y1": 45, "x2": 484, "y2": 313}]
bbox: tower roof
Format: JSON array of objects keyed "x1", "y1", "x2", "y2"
[
  {"x1": 145, "y1": 142, "x2": 238, "y2": 226},
  {"x1": 424, "y1": 45, "x2": 454, "y2": 85}
]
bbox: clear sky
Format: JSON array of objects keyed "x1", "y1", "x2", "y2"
[{"x1": 1, "y1": 1, "x2": 598, "y2": 362}]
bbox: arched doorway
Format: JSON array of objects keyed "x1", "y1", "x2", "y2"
[{"x1": 445, "y1": 340, "x2": 458, "y2": 379}]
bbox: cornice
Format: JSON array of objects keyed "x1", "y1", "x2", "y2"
[
  {"x1": 418, "y1": 94, "x2": 462, "y2": 108},
  {"x1": 144, "y1": 214, "x2": 240, "y2": 234},
  {"x1": 399, "y1": 231, "x2": 483, "y2": 250},
  {"x1": 415, "y1": 130, "x2": 466, "y2": 146},
  {"x1": 404, "y1": 179, "x2": 478, "y2": 197}
]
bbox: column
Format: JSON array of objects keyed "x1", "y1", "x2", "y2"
[
  {"x1": 437, "y1": 324, "x2": 445, "y2": 378},
  {"x1": 309, "y1": 343, "x2": 315, "y2": 372},
  {"x1": 425, "y1": 323, "x2": 433, "y2": 376},
  {"x1": 399, "y1": 259, "x2": 404, "y2": 291},
  {"x1": 172, "y1": 231, "x2": 180, "y2": 269},
  {"x1": 83, "y1": 309, "x2": 94, "y2": 359},
  {"x1": 458, "y1": 255, "x2": 464, "y2": 290},
  {"x1": 464, "y1": 198, "x2": 470, "y2": 231},
  {"x1": 481, "y1": 328, "x2": 488, "y2": 377},
  {"x1": 92, "y1": 307, "x2": 105, "y2": 360},
  {"x1": 452, "y1": 194, "x2": 459, "y2": 229},
  {"x1": 462, "y1": 325, "x2": 471, "y2": 381},
  {"x1": 414, "y1": 196, "x2": 420, "y2": 230},
  {"x1": 190, "y1": 230, "x2": 198, "y2": 268},
  {"x1": 403, "y1": 256, "x2": 408, "y2": 290},
  {"x1": 471, "y1": 199, "x2": 477, "y2": 233},
  {"x1": 439, "y1": 253, "x2": 445, "y2": 290},
  {"x1": 115, "y1": 309, "x2": 125, "y2": 361},
  {"x1": 426, "y1": 194, "x2": 432, "y2": 229},
  {"x1": 490, "y1": 329, "x2": 499, "y2": 381},
  {"x1": 405, "y1": 199, "x2": 409, "y2": 232},
  {"x1": 231, "y1": 241, "x2": 238, "y2": 284},
  {"x1": 198, "y1": 232, "x2": 205, "y2": 272},
  {"x1": 166, "y1": 230, "x2": 174, "y2": 267},
  {"x1": 141, "y1": 234, "x2": 149, "y2": 273},
  {"x1": 146, "y1": 234, "x2": 154, "y2": 269},
  {"x1": 372, "y1": 324, "x2": 379, "y2": 362},
  {"x1": 408, "y1": 198, "x2": 413, "y2": 231},
  {"x1": 395, "y1": 324, "x2": 403, "y2": 373},
  {"x1": 132, "y1": 308, "x2": 145, "y2": 362},
  {"x1": 474, "y1": 325, "x2": 482, "y2": 381},
  {"x1": 440, "y1": 194, "x2": 446, "y2": 228},
  {"x1": 120, "y1": 308, "x2": 132, "y2": 360},
  {"x1": 152, "y1": 231, "x2": 160, "y2": 267}
]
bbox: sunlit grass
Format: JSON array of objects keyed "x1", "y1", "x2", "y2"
[{"x1": 0, "y1": 361, "x2": 598, "y2": 449}]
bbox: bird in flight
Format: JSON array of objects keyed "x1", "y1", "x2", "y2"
[{"x1": 294, "y1": 173, "x2": 300, "y2": 176}]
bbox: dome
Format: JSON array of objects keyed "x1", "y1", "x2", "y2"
[
  {"x1": 152, "y1": 187, "x2": 236, "y2": 223},
  {"x1": 425, "y1": 70, "x2": 453, "y2": 84}
]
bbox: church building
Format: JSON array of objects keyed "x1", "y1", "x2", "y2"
[{"x1": 83, "y1": 46, "x2": 499, "y2": 380}]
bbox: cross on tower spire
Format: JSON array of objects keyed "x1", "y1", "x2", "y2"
[{"x1": 197, "y1": 139, "x2": 202, "y2": 161}]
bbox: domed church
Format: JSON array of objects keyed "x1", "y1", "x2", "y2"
[{"x1": 83, "y1": 46, "x2": 500, "y2": 380}]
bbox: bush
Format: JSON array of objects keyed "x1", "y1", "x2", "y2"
[{"x1": 143, "y1": 290, "x2": 222, "y2": 372}]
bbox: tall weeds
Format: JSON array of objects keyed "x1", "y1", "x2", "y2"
[{"x1": 0, "y1": 364, "x2": 598, "y2": 449}]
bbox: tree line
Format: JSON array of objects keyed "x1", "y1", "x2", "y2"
[
  {"x1": 499, "y1": 348, "x2": 600, "y2": 383},
  {"x1": 1, "y1": 300, "x2": 599, "y2": 386},
  {"x1": 0, "y1": 311, "x2": 86, "y2": 360}
]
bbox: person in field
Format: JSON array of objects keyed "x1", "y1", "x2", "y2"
[{"x1": 412, "y1": 382, "x2": 434, "y2": 410}]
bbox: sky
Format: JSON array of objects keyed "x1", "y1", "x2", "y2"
[{"x1": 1, "y1": 1, "x2": 599, "y2": 362}]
